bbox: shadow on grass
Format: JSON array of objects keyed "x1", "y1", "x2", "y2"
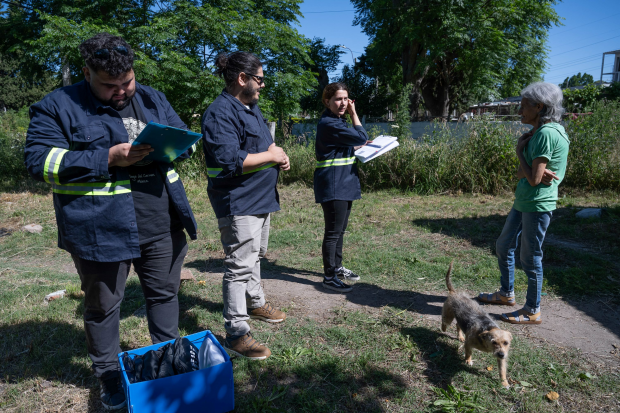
[
  {"x1": 185, "y1": 258, "x2": 446, "y2": 317},
  {"x1": 233, "y1": 357, "x2": 410, "y2": 413},
  {"x1": 400, "y1": 326, "x2": 480, "y2": 389},
  {"x1": 0, "y1": 285, "x2": 222, "y2": 413},
  {"x1": 411, "y1": 209, "x2": 620, "y2": 342}
]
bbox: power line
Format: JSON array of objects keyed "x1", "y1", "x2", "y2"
[
  {"x1": 546, "y1": 56, "x2": 602, "y2": 73},
  {"x1": 553, "y1": 11, "x2": 620, "y2": 35},
  {"x1": 550, "y1": 34, "x2": 620, "y2": 57},
  {"x1": 546, "y1": 53, "x2": 601, "y2": 68},
  {"x1": 545, "y1": 65, "x2": 603, "y2": 83}
]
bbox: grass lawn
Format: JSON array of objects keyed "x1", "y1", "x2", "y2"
[{"x1": 1, "y1": 181, "x2": 619, "y2": 412}]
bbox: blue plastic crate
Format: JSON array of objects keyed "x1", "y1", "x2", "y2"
[{"x1": 117, "y1": 330, "x2": 234, "y2": 413}]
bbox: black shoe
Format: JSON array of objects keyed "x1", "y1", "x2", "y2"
[
  {"x1": 322, "y1": 276, "x2": 353, "y2": 292},
  {"x1": 99, "y1": 370, "x2": 127, "y2": 411},
  {"x1": 336, "y1": 266, "x2": 361, "y2": 282}
]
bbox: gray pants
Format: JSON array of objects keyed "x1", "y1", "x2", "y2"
[{"x1": 218, "y1": 214, "x2": 270, "y2": 336}]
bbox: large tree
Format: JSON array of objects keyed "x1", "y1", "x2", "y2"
[
  {"x1": 351, "y1": 0, "x2": 562, "y2": 118},
  {"x1": 335, "y1": 64, "x2": 399, "y2": 119},
  {"x1": 0, "y1": 52, "x2": 57, "y2": 111},
  {"x1": 0, "y1": 0, "x2": 315, "y2": 128},
  {"x1": 299, "y1": 37, "x2": 344, "y2": 116}
]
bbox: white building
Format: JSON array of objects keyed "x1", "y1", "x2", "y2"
[{"x1": 600, "y1": 50, "x2": 620, "y2": 83}]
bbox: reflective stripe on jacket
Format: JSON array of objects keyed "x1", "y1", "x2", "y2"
[
  {"x1": 313, "y1": 109, "x2": 368, "y2": 203},
  {"x1": 201, "y1": 90, "x2": 280, "y2": 218},
  {"x1": 24, "y1": 81, "x2": 198, "y2": 262}
]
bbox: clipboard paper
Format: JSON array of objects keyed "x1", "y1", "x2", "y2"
[{"x1": 354, "y1": 135, "x2": 399, "y2": 163}]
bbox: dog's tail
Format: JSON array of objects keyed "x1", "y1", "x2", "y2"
[{"x1": 445, "y1": 260, "x2": 455, "y2": 294}]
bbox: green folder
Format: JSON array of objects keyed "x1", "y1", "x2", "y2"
[{"x1": 132, "y1": 122, "x2": 202, "y2": 163}]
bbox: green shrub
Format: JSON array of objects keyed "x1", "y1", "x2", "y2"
[
  {"x1": 174, "y1": 139, "x2": 208, "y2": 180},
  {"x1": 282, "y1": 101, "x2": 620, "y2": 194},
  {"x1": 563, "y1": 84, "x2": 601, "y2": 112},
  {"x1": 2, "y1": 101, "x2": 619, "y2": 195},
  {"x1": 282, "y1": 118, "x2": 519, "y2": 194},
  {"x1": 563, "y1": 99, "x2": 620, "y2": 190},
  {"x1": 0, "y1": 108, "x2": 30, "y2": 181}
]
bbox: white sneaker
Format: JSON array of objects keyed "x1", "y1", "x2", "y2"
[{"x1": 335, "y1": 267, "x2": 360, "y2": 282}]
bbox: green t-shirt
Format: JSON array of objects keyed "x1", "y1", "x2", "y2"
[{"x1": 513, "y1": 123, "x2": 570, "y2": 213}]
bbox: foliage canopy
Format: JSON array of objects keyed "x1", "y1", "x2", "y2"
[
  {"x1": 351, "y1": 0, "x2": 561, "y2": 118},
  {"x1": 0, "y1": 0, "x2": 319, "y2": 128},
  {"x1": 559, "y1": 72, "x2": 594, "y2": 89}
]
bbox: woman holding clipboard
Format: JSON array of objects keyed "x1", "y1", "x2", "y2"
[{"x1": 314, "y1": 82, "x2": 371, "y2": 293}]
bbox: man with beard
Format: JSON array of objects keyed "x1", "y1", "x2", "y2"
[
  {"x1": 202, "y1": 51, "x2": 290, "y2": 360},
  {"x1": 24, "y1": 33, "x2": 198, "y2": 410}
]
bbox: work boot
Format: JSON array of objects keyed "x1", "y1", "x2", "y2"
[
  {"x1": 98, "y1": 370, "x2": 126, "y2": 411},
  {"x1": 223, "y1": 332, "x2": 271, "y2": 360},
  {"x1": 249, "y1": 302, "x2": 286, "y2": 323}
]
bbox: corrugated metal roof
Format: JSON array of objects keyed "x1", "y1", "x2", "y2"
[{"x1": 603, "y1": 50, "x2": 620, "y2": 54}]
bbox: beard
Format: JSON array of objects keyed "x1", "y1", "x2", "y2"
[
  {"x1": 91, "y1": 86, "x2": 136, "y2": 111},
  {"x1": 106, "y1": 89, "x2": 135, "y2": 111},
  {"x1": 241, "y1": 82, "x2": 259, "y2": 106}
]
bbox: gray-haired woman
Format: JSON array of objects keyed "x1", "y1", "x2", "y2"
[{"x1": 478, "y1": 82, "x2": 570, "y2": 325}]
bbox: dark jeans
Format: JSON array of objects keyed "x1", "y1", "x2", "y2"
[
  {"x1": 72, "y1": 230, "x2": 188, "y2": 377},
  {"x1": 321, "y1": 200, "x2": 352, "y2": 277}
]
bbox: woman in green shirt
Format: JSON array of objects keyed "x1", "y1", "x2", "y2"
[{"x1": 478, "y1": 82, "x2": 570, "y2": 325}]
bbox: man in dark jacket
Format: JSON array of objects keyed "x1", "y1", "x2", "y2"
[
  {"x1": 202, "y1": 51, "x2": 289, "y2": 360},
  {"x1": 24, "y1": 33, "x2": 197, "y2": 411}
]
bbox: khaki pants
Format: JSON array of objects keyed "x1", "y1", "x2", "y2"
[{"x1": 218, "y1": 214, "x2": 270, "y2": 336}]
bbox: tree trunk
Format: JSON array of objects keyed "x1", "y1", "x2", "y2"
[
  {"x1": 419, "y1": 59, "x2": 452, "y2": 119},
  {"x1": 62, "y1": 61, "x2": 71, "y2": 87}
]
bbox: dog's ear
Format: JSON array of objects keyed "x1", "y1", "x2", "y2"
[{"x1": 478, "y1": 331, "x2": 492, "y2": 341}]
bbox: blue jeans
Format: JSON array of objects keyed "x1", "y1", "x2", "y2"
[{"x1": 496, "y1": 208, "x2": 552, "y2": 314}]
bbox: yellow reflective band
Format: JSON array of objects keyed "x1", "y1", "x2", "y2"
[
  {"x1": 52, "y1": 180, "x2": 131, "y2": 196},
  {"x1": 315, "y1": 156, "x2": 356, "y2": 168},
  {"x1": 207, "y1": 162, "x2": 276, "y2": 178},
  {"x1": 191, "y1": 143, "x2": 197, "y2": 153},
  {"x1": 43, "y1": 148, "x2": 69, "y2": 184},
  {"x1": 167, "y1": 169, "x2": 179, "y2": 183}
]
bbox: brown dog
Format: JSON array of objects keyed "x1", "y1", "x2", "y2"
[{"x1": 441, "y1": 262, "x2": 513, "y2": 388}]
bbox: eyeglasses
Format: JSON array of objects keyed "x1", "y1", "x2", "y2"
[
  {"x1": 243, "y1": 72, "x2": 265, "y2": 86},
  {"x1": 92, "y1": 46, "x2": 129, "y2": 59}
]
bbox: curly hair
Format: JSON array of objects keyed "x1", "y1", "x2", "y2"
[
  {"x1": 322, "y1": 82, "x2": 349, "y2": 107},
  {"x1": 79, "y1": 33, "x2": 134, "y2": 77},
  {"x1": 215, "y1": 51, "x2": 262, "y2": 89}
]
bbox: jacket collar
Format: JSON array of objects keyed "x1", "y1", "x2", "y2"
[
  {"x1": 221, "y1": 89, "x2": 255, "y2": 113},
  {"x1": 322, "y1": 108, "x2": 343, "y2": 120}
]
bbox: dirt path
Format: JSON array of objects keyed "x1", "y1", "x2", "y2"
[{"x1": 206, "y1": 269, "x2": 620, "y2": 367}]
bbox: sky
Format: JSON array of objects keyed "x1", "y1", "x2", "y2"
[{"x1": 296, "y1": 0, "x2": 620, "y2": 87}]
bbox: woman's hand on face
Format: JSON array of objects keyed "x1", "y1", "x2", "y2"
[
  {"x1": 516, "y1": 131, "x2": 533, "y2": 153},
  {"x1": 346, "y1": 99, "x2": 356, "y2": 116}
]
